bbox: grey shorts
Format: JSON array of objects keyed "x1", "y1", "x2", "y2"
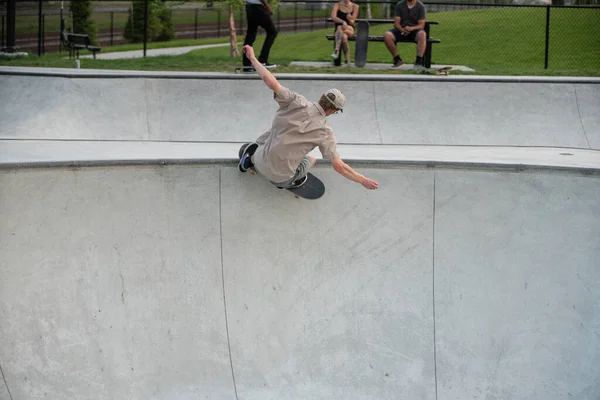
[{"x1": 271, "y1": 156, "x2": 313, "y2": 188}]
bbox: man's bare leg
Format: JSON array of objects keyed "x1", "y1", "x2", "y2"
[
  {"x1": 383, "y1": 31, "x2": 398, "y2": 57},
  {"x1": 416, "y1": 30, "x2": 426, "y2": 57}
]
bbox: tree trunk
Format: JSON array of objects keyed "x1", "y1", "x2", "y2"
[{"x1": 229, "y1": 6, "x2": 239, "y2": 57}]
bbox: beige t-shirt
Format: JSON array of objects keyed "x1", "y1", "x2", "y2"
[{"x1": 253, "y1": 87, "x2": 340, "y2": 183}]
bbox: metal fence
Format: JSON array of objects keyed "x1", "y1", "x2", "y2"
[{"x1": 1, "y1": 0, "x2": 599, "y2": 70}]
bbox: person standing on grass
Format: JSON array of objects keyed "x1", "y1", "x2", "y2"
[
  {"x1": 238, "y1": 45, "x2": 379, "y2": 191},
  {"x1": 242, "y1": 0, "x2": 278, "y2": 71},
  {"x1": 383, "y1": 0, "x2": 428, "y2": 69}
]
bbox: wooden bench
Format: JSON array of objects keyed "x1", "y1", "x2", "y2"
[
  {"x1": 326, "y1": 19, "x2": 440, "y2": 68},
  {"x1": 61, "y1": 31, "x2": 102, "y2": 59}
]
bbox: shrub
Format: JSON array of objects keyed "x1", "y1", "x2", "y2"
[
  {"x1": 69, "y1": 0, "x2": 97, "y2": 44},
  {"x1": 124, "y1": 0, "x2": 174, "y2": 43}
]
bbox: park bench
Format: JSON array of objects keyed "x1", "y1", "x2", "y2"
[
  {"x1": 61, "y1": 31, "x2": 102, "y2": 59},
  {"x1": 326, "y1": 18, "x2": 440, "y2": 68}
]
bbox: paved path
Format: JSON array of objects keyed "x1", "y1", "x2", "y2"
[
  {"x1": 78, "y1": 42, "x2": 235, "y2": 60},
  {"x1": 0, "y1": 67, "x2": 599, "y2": 400}
]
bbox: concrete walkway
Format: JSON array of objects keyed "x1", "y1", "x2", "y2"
[{"x1": 78, "y1": 42, "x2": 235, "y2": 60}]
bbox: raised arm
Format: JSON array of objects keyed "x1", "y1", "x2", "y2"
[
  {"x1": 242, "y1": 45, "x2": 281, "y2": 94},
  {"x1": 330, "y1": 157, "x2": 379, "y2": 190}
]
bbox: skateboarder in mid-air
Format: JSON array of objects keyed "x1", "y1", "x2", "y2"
[{"x1": 238, "y1": 45, "x2": 379, "y2": 191}]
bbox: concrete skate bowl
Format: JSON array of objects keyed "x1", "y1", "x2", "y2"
[
  {"x1": 1, "y1": 70, "x2": 599, "y2": 400},
  {"x1": 1, "y1": 70, "x2": 599, "y2": 149}
]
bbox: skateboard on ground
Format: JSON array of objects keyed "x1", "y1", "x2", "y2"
[
  {"x1": 238, "y1": 143, "x2": 326, "y2": 200},
  {"x1": 422, "y1": 66, "x2": 452, "y2": 75},
  {"x1": 354, "y1": 20, "x2": 369, "y2": 68},
  {"x1": 229, "y1": 64, "x2": 277, "y2": 73}
]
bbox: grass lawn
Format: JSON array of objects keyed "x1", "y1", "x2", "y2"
[{"x1": 2, "y1": 7, "x2": 599, "y2": 76}]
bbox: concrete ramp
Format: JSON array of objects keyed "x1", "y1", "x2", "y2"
[
  {"x1": 1, "y1": 73, "x2": 599, "y2": 149},
  {"x1": 1, "y1": 164, "x2": 599, "y2": 399},
  {"x1": 1, "y1": 69, "x2": 599, "y2": 399}
]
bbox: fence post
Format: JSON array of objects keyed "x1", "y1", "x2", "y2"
[
  {"x1": 217, "y1": 7, "x2": 221, "y2": 38},
  {"x1": 1, "y1": 16, "x2": 4, "y2": 50},
  {"x1": 544, "y1": 5, "x2": 550, "y2": 69},
  {"x1": 38, "y1": 0, "x2": 42, "y2": 56},
  {"x1": 59, "y1": 5, "x2": 63, "y2": 52},
  {"x1": 110, "y1": 12, "x2": 114, "y2": 46},
  {"x1": 6, "y1": 0, "x2": 16, "y2": 52},
  {"x1": 143, "y1": 0, "x2": 148, "y2": 57},
  {"x1": 195, "y1": 8, "x2": 198, "y2": 39},
  {"x1": 130, "y1": 6, "x2": 134, "y2": 43},
  {"x1": 42, "y1": 14, "x2": 45, "y2": 55}
]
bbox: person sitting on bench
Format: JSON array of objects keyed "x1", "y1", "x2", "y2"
[
  {"x1": 383, "y1": 0, "x2": 427, "y2": 69},
  {"x1": 329, "y1": 0, "x2": 359, "y2": 65}
]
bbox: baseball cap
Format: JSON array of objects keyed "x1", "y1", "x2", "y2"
[{"x1": 324, "y1": 88, "x2": 346, "y2": 112}]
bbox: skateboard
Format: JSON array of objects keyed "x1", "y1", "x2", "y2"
[
  {"x1": 285, "y1": 172, "x2": 325, "y2": 200},
  {"x1": 229, "y1": 64, "x2": 277, "y2": 73},
  {"x1": 354, "y1": 20, "x2": 369, "y2": 68},
  {"x1": 422, "y1": 66, "x2": 452, "y2": 75},
  {"x1": 238, "y1": 143, "x2": 326, "y2": 200}
]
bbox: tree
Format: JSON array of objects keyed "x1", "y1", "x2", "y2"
[
  {"x1": 124, "y1": 0, "x2": 174, "y2": 43},
  {"x1": 224, "y1": 0, "x2": 245, "y2": 57},
  {"x1": 70, "y1": 0, "x2": 97, "y2": 44}
]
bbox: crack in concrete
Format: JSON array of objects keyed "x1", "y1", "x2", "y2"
[
  {"x1": 0, "y1": 361, "x2": 14, "y2": 400},
  {"x1": 573, "y1": 85, "x2": 592, "y2": 149}
]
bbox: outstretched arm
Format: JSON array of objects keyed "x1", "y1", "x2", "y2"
[
  {"x1": 331, "y1": 157, "x2": 379, "y2": 190},
  {"x1": 242, "y1": 45, "x2": 281, "y2": 94}
]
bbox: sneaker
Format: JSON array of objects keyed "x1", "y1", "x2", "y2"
[
  {"x1": 330, "y1": 50, "x2": 339, "y2": 60},
  {"x1": 238, "y1": 153, "x2": 252, "y2": 172},
  {"x1": 238, "y1": 142, "x2": 258, "y2": 172},
  {"x1": 241, "y1": 66, "x2": 255, "y2": 73},
  {"x1": 392, "y1": 58, "x2": 404, "y2": 68},
  {"x1": 289, "y1": 175, "x2": 308, "y2": 188},
  {"x1": 261, "y1": 62, "x2": 277, "y2": 69},
  {"x1": 412, "y1": 64, "x2": 427, "y2": 71}
]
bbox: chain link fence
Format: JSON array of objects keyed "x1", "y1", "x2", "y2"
[{"x1": 1, "y1": 0, "x2": 598, "y2": 70}]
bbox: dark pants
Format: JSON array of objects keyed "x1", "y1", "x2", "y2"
[{"x1": 242, "y1": 4, "x2": 278, "y2": 66}]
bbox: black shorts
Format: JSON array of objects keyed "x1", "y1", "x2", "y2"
[{"x1": 388, "y1": 27, "x2": 423, "y2": 43}]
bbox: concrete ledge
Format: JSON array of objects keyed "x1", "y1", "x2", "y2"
[
  {"x1": 289, "y1": 61, "x2": 476, "y2": 72},
  {"x1": 1, "y1": 66, "x2": 600, "y2": 84},
  {"x1": 2, "y1": 140, "x2": 599, "y2": 172},
  {"x1": 0, "y1": 52, "x2": 29, "y2": 58}
]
